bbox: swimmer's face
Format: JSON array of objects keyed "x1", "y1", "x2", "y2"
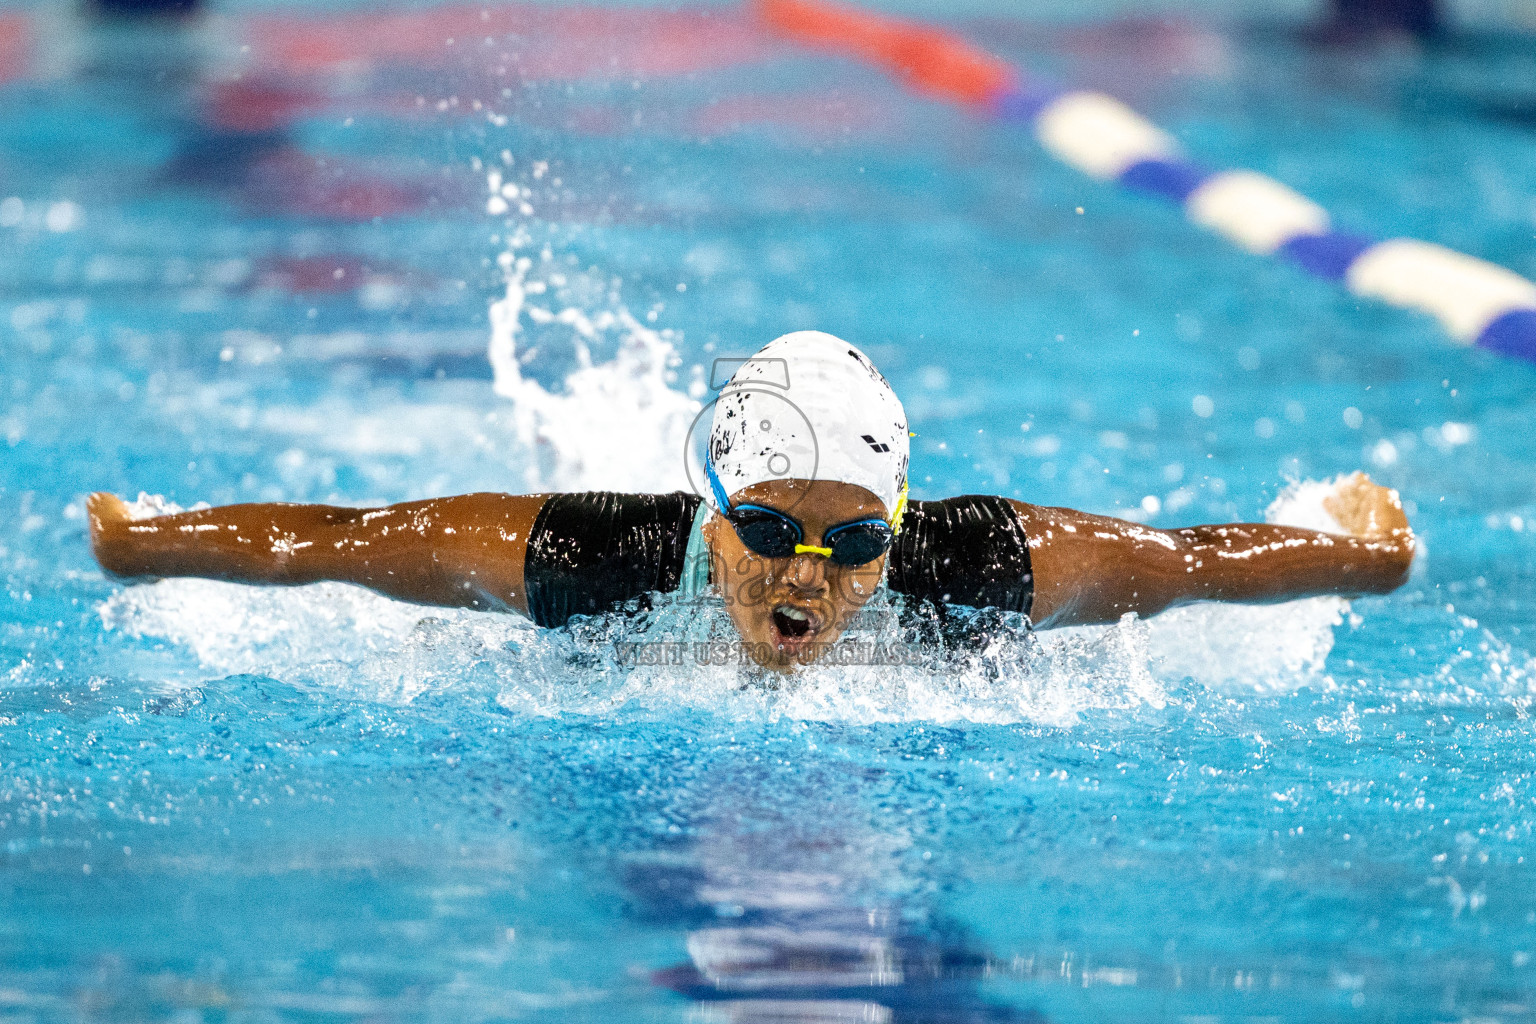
[{"x1": 702, "y1": 478, "x2": 888, "y2": 673}]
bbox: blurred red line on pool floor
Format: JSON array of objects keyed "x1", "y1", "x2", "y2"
[
  {"x1": 204, "y1": 80, "x2": 462, "y2": 133},
  {"x1": 206, "y1": 81, "x2": 328, "y2": 133},
  {"x1": 245, "y1": 4, "x2": 776, "y2": 80},
  {"x1": 245, "y1": 254, "x2": 423, "y2": 295},
  {"x1": 240, "y1": 149, "x2": 446, "y2": 221},
  {"x1": 207, "y1": 69, "x2": 908, "y2": 146},
  {"x1": 0, "y1": 14, "x2": 29, "y2": 85}
]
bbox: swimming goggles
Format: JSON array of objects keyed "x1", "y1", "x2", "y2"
[{"x1": 705, "y1": 456, "x2": 907, "y2": 566}]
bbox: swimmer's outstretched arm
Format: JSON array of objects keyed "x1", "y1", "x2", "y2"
[
  {"x1": 1014, "y1": 473, "x2": 1415, "y2": 628},
  {"x1": 87, "y1": 491, "x2": 549, "y2": 615}
]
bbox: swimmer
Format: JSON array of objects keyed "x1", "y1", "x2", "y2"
[{"x1": 88, "y1": 331, "x2": 1415, "y2": 671}]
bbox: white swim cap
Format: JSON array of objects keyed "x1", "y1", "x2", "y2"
[{"x1": 706, "y1": 331, "x2": 909, "y2": 519}]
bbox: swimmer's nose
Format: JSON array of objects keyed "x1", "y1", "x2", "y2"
[{"x1": 784, "y1": 550, "x2": 829, "y2": 591}]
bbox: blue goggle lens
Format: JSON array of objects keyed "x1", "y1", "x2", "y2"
[
  {"x1": 823, "y1": 520, "x2": 894, "y2": 566},
  {"x1": 728, "y1": 507, "x2": 892, "y2": 566}
]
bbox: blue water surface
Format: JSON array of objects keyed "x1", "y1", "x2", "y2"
[{"x1": 3, "y1": 2, "x2": 1536, "y2": 1021}]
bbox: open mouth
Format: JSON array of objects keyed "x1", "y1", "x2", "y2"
[{"x1": 771, "y1": 604, "x2": 817, "y2": 640}]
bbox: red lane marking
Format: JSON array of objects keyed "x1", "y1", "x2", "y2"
[
  {"x1": 243, "y1": 149, "x2": 440, "y2": 221},
  {"x1": 245, "y1": 6, "x2": 504, "y2": 74},
  {"x1": 206, "y1": 81, "x2": 327, "y2": 133},
  {"x1": 247, "y1": 254, "x2": 425, "y2": 294},
  {"x1": 204, "y1": 78, "x2": 464, "y2": 133},
  {"x1": 270, "y1": 176, "x2": 426, "y2": 221},
  {"x1": 250, "y1": 255, "x2": 371, "y2": 293},
  {"x1": 754, "y1": 0, "x2": 1014, "y2": 106},
  {"x1": 245, "y1": 4, "x2": 773, "y2": 80},
  {"x1": 0, "y1": 14, "x2": 30, "y2": 86}
]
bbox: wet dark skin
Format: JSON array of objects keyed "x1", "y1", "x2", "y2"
[{"x1": 88, "y1": 471, "x2": 1414, "y2": 672}]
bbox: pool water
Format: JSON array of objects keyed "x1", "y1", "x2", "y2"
[{"x1": 3, "y1": 2, "x2": 1536, "y2": 1020}]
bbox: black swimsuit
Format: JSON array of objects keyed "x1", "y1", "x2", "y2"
[{"x1": 522, "y1": 492, "x2": 1033, "y2": 629}]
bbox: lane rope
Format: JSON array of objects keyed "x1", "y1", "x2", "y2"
[{"x1": 757, "y1": 0, "x2": 1536, "y2": 362}]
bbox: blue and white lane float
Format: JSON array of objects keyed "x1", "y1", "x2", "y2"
[{"x1": 760, "y1": 0, "x2": 1536, "y2": 363}]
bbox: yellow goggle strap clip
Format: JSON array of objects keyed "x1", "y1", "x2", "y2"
[
  {"x1": 889, "y1": 480, "x2": 910, "y2": 536},
  {"x1": 787, "y1": 479, "x2": 909, "y2": 556}
]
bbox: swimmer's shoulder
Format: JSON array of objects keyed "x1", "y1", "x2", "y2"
[
  {"x1": 520, "y1": 491, "x2": 702, "y2": 626},
  {"x1": 888, "y1": 495, "x2": 1034, "y2": 615}
]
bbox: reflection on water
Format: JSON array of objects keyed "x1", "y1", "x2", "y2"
[
  {"x1": 653, "y1": 891, "x2": 1037, "y2": 1023},
  {"x1": 627, "y1": 785, "x2": 1040, "y2": 1024}
]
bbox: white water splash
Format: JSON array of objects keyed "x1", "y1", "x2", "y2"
[
  {"x1": 123, "y1": 492, "x2": 203, "y2": 519},
  {"x1": 98, "y1": 468, "x2": 1370, "y2": 723},
  {"x1": 99, "y1": 578, "x2": 466, "y2": 691},
  {"x1": 1133, "y1": 477, "x2": 1350, "y2": 693},
  {"x1": 486, "y1": 594, "x2": 1166, "y2": 727},
  {"x1": 486, "y1": 236, "x2": 702, "y2": 493},
  {"x1": 101, "y1": 569, "x2": 1164, "y2": 726},
  {"x1": 100, "y1": 477, "x2": 1375, "y2": 725}
]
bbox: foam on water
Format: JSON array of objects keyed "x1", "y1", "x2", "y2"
[
  {"x1": 98, "y1": 479, "x2": 1361, "y2": 726},
  {"x1": 102, "y1": 570, "x2": 1160, "y2": 725},
  {"x1": 1133, "y1": 478, "x2": 1351, "y2": 694},
  {"x1": 482, "y1": 594, "x2": 1167, "y2": 727}
]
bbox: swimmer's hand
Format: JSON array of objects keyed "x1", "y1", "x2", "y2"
[
  {"x1": 88, "y1": 491, "x2": 159, "y2": 581},
  {"x1": 1322, "y1": 471, "x2": 1413, "y2": 545},
  {"x1": 87, "y1": 491, "x2": 130, "y2": 532}
]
